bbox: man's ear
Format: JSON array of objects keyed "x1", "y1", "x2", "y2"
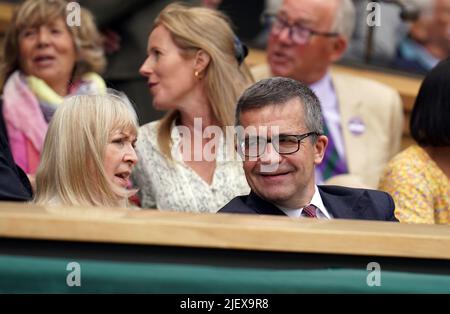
[
  {"x1": 410, "y1": 20, "x2": 429, "y2": 44},
  {"x1": 194, "y1": 49, "x2": 211, "y2": 74},
  {"x1": 314, "y1": 135, "x2": 328, "y2": 165},
  {"x1": 329, "y1": 36, "x2": 348, "y2": 63}
]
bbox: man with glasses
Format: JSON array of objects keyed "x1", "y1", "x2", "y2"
[
  {"x1": 252, "y1": 0, "x2": 403, "y2": 189},
  {"x1": 219, "y1": 77, "x2": 396, "y2": 221}
]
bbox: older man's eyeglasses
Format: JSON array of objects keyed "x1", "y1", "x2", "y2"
[
  {"x1": 265, "y1": 14, "x2": 339, "y2": 45},
  {"x1": 238, "y1": 132, "x2": 320, "y2": 158}
]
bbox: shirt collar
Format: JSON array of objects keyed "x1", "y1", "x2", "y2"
[
  {"x1": 277, "y1": 186, "x2": 332, "y2": 219},
  {"x1": 309, "y1": 185, "x2": 332, "y2": 219},
  {"x1": 308, "y1": 72, "x2": 335, "y2": 111}
]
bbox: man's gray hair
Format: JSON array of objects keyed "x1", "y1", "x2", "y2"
[
  {"x1": 235, "y1": 77, "x2": 324, "y2": 138},
  {"x1": 331, "y1": 0, "x2": 356, "y2": 40}
]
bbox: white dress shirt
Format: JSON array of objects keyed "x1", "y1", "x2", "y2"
[{"x1": 277, "y1": 185, "x2": 333, "y2": 219}]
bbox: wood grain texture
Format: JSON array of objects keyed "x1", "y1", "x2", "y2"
[{"x1": 0, "y1": 202, "x2": 449, "y2": 260}]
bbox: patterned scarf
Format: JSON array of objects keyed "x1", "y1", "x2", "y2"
[
  {"x1": 26, "y1": 72, "x2": 107, "y2": 122},
  {"x1": 2, "y1": 70, "x2": 106, "y2": 173}
]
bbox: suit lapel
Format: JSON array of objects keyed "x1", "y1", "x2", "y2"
[
  {"x1": 245, "y1": 187, "x2": 377, "y2": 220},
  {"x1": 246, "y1": 192, "x2": 286, "y2": 216},
  {"x1": 318, "y1": 186, "x2": 370, "y2": 219}
]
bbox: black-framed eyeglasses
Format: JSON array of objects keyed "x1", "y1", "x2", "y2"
[
  {"x1": 238, "y1": 132, "x2": 320, "y2": 158},
  {"x1": 264, "y1": 14, "x2": 339, "y2": 45}
]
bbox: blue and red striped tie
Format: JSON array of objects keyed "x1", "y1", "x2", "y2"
[{"x1": 301, "y1": 204, "x2": 317, "y2": 218}]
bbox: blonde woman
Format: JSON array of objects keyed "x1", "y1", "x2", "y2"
[
  {"x1": 0, "y1": 0, "x2": 106, "y2": 175},
  {"x1": 132, "y1": 3, "x2": 254, "y2": 212},
  {"x1": 34, "y1": 94, "x2": 138, "y2": 208}
]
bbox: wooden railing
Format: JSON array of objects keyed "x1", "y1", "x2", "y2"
[
  {"x1": 0, "y1": 2, "x2": 15, "y2": 34},
  {"x1": 0, "y1": 202, "x2": 449, "y2": 260}
]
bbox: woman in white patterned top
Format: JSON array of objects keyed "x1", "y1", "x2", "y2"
[{"x1": 132, "y1": 3, "x2": 253, "y2": 212}]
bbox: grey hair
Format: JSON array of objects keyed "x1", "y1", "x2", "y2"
[
  {"x1": 414, "y1": 0, "x2": 436, "y2": 16},
  {"x1": 331, "y1": 0, "x2": 356, "y2": 40},
  {"x1": 235, "y1": 77, "x2": 324, "y2": 139}
]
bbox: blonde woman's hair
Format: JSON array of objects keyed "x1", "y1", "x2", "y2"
[
  {"x1": 154, "y1": 3, "x2": 254, "y2": 159},
  {"x1": 34, "y1": 93, "x2": 139, "y2": 208},
  {"x1": 0, "y1": 0, "x2": 106, "y2": 91}
]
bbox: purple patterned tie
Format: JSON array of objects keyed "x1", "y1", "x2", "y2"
[
  {"x1": 301, "y1": 204, "x2": 317, "y2": 218},
  {"x1": 317, "y1": 117, "x2": 348, "y2": 181}
]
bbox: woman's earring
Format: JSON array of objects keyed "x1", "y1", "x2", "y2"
[{"x1": 194, "y1": 71, "x2": 201, "y2": 79}]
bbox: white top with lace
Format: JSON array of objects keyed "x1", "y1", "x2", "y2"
[{"x1": 131, "y1": 121, "x2": 250, "y2": 213}]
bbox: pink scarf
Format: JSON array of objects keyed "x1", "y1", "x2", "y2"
[{"x1": 2, "y1": 71, "x2": 105, "y2": 174}]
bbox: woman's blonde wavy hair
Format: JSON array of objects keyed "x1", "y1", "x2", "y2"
[
  {"x1": 154, "y1": 3, "x2": 254, "y2": 159},
  {"x1": 34, "y1": 93, "x2": 138, "y2": 208},
  {"x1": 0, "y1": 0, "x2": 106, "y2": 91}
]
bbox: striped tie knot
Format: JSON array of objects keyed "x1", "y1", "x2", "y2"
[{"x1": 301, "y1": 204, "x2": 317, "y2": 218}]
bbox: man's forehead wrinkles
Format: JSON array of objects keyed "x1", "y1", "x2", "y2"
[{"x1": 279, "y1": 10, "x2": 316, "y2": 26}]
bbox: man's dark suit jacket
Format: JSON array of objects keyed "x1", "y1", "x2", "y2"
[
  {"x1": 219, "y1": 185, "x2": 397, "y2": 222},
  {"x1": 1, "y1": 100, "x2": 33, "y2": 202}
]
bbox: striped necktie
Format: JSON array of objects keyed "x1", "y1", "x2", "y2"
[
  {"x1": 317, "y1": 117, "x2": 348, "y2": 181},
  {"x1": 301, "y1": 204, "x2": 317, "y2": 218}
]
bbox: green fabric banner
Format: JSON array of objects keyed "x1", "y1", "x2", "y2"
[{"x1": 1, "y1": 254, "x2": 449, "y2": 293}]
